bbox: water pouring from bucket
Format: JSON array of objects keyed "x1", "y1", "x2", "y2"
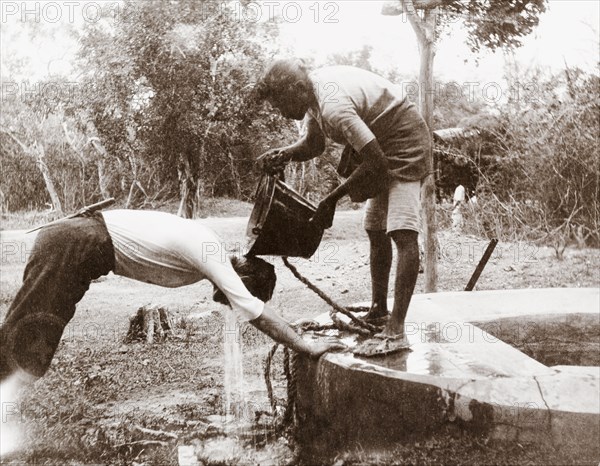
[
  {"x1": 223, "y1": 307, "x2": 246, "y2": 422},
  {"x1": 219, "y1": 175, "x2": 325, "y2": 427}
]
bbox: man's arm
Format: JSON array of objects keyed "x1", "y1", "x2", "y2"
[
  {"x1": 325, "y1": 138, "x2": 388, "y2": 203},
  {"x1": 258, "y1": 117, "x2": 326, "y2": 174},
  {"x1": 284, "y1": 116, "x2": 326, "y2": 162},
  {"x1": 310, "y1": 138, "x2": 388, "y2": 229},
  {"x1": 250, "y1": 304, "x2": 345, "y2": 358}
]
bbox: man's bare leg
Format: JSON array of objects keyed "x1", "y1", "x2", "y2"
[
  {"x1": 365, "y1": 229, "x2": 392, "y2": 320},
  {"x1": 380, "y1": 229, "x2": 419, "y2": 337}
]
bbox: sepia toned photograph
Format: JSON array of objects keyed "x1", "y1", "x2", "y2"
[{"x1": 1, "y1": 1, "x2": 598, "y2": 464}]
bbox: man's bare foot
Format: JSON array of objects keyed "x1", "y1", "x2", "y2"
[
  {"x1": 378, "y1": 323, "x2": 406, "y2": 338},
  {"x1": 353, "y1": 333, "x2": 410, "y2": 357},
  {"x1": 374, "y1": 331, "x2": 409, "y2": 345},
  {"x1": 363, "y1": 303, "x2": 389, "y2": 322}
]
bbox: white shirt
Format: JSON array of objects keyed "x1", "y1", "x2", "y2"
[
  {"x1": 453, "y1": 185, "x2": 466, "y2": 206},
  {"x1": 101, "y1": 210, "x2": 263, "y2": 321}
]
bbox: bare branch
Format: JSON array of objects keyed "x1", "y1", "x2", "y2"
[
  {"x1": 383, "y1": 0, "x2": 447, "y2": 15},
  {"x1": 400, "y1": 0, "x2": 427, "y2": 44},
  {"x1": 132, "y1": 425, "x2": 178, "y2": 440},
  {"x1": 0, "y1": 128, "x2": 31, "y2": 154},
  {"x1": 114, "y1": 440, "x2": 169, "y2": 448}
]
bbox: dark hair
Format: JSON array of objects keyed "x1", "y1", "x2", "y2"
[
  {"x1": 255, "y1": 58, "x2": 311, "y2": 102},
  {"x1": 230, "y1": 255, "x2": 277, "y2": 302}
]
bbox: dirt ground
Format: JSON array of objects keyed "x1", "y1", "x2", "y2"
[{"x1": 1, "y1": 210, "x2": 599, "y2": 465}]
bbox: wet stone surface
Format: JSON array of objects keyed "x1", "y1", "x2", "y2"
[{"x1": 294, "y1": 289, "x2": 600, "y2": 460}]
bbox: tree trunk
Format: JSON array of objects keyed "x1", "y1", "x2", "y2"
[
  {"x1": 33, "y1": 142, "x2": 63, "y2": 216},
  {"x1": 177, "y1": 181, "x2": 192, "y2": 218},
  {"x1": 1, "y1": 130, "x2": 63, "y2": 215},
  {"x1": 61, "y1": 123, "x2": 87, "y2": 202},
  {"x1": 227, "y1": 150, "x2": 242, "y2": 199},
  {"x1": 193, "y1": 178, "x2": 204, "y2": 218},
  {"x1": 90, "y1": 138, "x2": 112, "y2": 199},
  {"x1": 177, "y1": 124, "x2": 211, "y2": 218},
  {"x1": 0, "y1": 186, "x2": 6, "y2": 213},
  {"x1": 418, "y1": 13, "x2": 439, "y2": 292},
  {"x1": 96, "y1": 159, "x2": 111, "y2": 199},
  {"x1": 177, "y1": 155, "x2": 196, "y2": 218},
  {"x1": 125, "y1": 180, "x2": 137, "y2": 209}
]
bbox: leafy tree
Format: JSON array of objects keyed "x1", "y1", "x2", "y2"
[
  {"x1": 382, "y1": 0, "x2": 547, "y2": 290},
  {"x1": 0, "y1": 80, "x2": 113, "y2": 214},
  {"x1": 0, "y1": 80, "x2": 67, "y2": 214},
  {"x1": 76, "y1": 0, "x2": 290, "y2": 217},
  {"x1": 1, "y1": 11, "x2": 129, "y2": 214}
]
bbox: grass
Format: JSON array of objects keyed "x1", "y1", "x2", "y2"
[
  {"x1": 0, "y1": 209, "x2": 61, "y2": 231},
  {"x1": 4, "y1": 313, "x2": 226, "y2": 465},
  {"x1": 0, "y1": 197, "x2": 254, "y2": 231},
  {"x1": 324, "y1": 431, "x2": 598, "y2": 466}
]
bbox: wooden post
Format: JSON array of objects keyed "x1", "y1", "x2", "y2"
[
  {"x1": 401, "y1": 0, "x2": 439, "y2": 292},
  {"x1": 465, "y1": 239, "x2": 498, "y2": 291}
]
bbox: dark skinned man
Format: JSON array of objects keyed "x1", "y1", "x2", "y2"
[{"x1": 255, "y1": 59, "x2": 432, "y2": 351}]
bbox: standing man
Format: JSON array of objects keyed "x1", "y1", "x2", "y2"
[
  {"x1": 0, "y1": 209, "x2": 345, "y2": 384},
  {"x1": 255, "y1": 59, "x2": 432, "y2": 348}
]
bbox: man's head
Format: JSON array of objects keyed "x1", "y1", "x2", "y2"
[
  {"x1": 255, "y1": 58, "x2": 314, "y2": 120},
  {"x1": 213, "y1": 255, "x2": 277, "y2": 305}
]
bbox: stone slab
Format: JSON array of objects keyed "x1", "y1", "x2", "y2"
[
  {"x1": 296, "y1": 288, "x2": 600, "y2": 458},
  {"x1": 394, "y1": 287, "x2": 597, "y2": 323}
]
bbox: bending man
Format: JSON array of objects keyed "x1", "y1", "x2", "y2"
[
  {"x1": 256, "y1": 59, "x2": 432, "y2": 346},
  {"x1": 0, "y1": 209, "x2": 344, "y2": 383}
]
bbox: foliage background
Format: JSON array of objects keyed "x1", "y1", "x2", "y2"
[{"x1": 1, "y1": 0, "x2": 598, "y2": 249}]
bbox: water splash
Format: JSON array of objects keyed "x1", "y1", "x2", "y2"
[
  {"x1": 178, "y1": 310, "x2": 293, "y2": 464},
  {"x1": 222, "y1": 307, "x2": 246, "y2": 422},
  {"x1": 0, "y1": 372, "x2": 30, "y2": 458}
]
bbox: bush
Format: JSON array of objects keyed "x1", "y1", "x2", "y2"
[{"x1": 459, "y1": 68, "x2": 599, "y2": 254}]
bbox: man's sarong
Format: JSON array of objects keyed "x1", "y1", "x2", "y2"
[{"x1": 0, "y1": 213, "x2": 114, "y2": 381}]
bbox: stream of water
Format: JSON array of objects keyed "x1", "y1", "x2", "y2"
[
  {"x1": 178, "y1": 309, "x2": 294, "y2": 465},
  {"x1": 223, "y1": 307, "x2": 246, "y2": 421}
]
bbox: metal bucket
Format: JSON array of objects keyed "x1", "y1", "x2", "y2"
[{"x1": 246, "y1": 176, "x2": 324, "y2": 258}]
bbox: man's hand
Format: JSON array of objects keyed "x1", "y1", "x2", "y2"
[
  {"x1": 308, "y1": 337, "x2": 347, "y2": 358},
  {"x1": 251, "y1": 305, "x2": 347, "y2": 357},
  {"x1": 310, "y1": 197, "x2": 337, "y2": 230},
  {"x1": 257, "y1": 148, "x2": 291, "y2": 175}
]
